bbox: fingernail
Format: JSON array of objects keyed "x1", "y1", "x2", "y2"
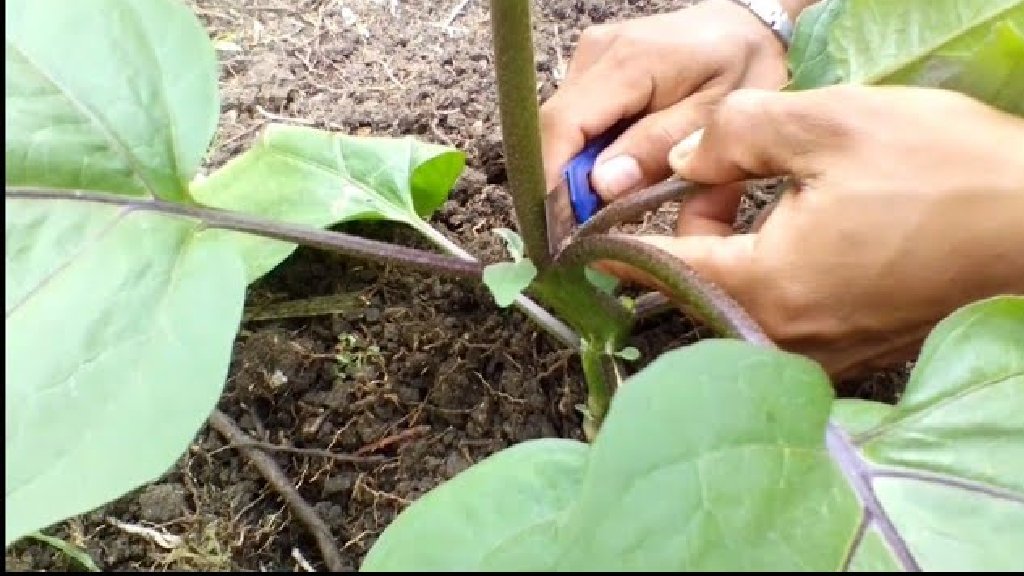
[
  {"x1": 592, "y1": 155, "x2": 642, "y2": 199},
  {"x1": 669, "y1": 129, "x2": 704, "y2": 169}
]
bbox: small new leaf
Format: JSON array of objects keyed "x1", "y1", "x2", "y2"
[
  {"x1": 482, "y1": 260, "x2": 537, "y2": 308},
  {"x1": 27, "y1": 533, "x2": 101, "y2": 572},
  {"x1": 493, "y1": 228, "x2": 527, "y2": 262},
  {"x1": 614, "y1": 346, "x2": 641, "y2": 362},
  {"x1": 584, "y1": 266, "x2": 620, "y2": 295},
  {"x1": 483, "y1": 228, "x2": 537, "y2": 308}
]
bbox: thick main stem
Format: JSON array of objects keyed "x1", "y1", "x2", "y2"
[
  {"x1": 488, "y1": 0, "x2": 552, "y2": 269},
  {"x1": 487, "y1": 1, "x2": 637, "y2": 440},
  {"x1": 484, "y1": 0, "x2": 634, "y2": 342}
]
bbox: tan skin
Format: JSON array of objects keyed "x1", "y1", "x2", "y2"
[{"x1": 540, "y1": 1, "x2": 1024, "y2": 380}]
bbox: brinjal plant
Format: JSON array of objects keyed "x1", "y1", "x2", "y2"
[{"x1": 5, "y1": 0, "x2": 1023, "y2": 570}]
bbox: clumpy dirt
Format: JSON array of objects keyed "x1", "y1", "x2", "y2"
[{"x1": 6, "y1": 0, "x2": 908, "y2": 571}]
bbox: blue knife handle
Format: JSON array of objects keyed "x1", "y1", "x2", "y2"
[{"x1": 562, "y1": 123, "x2": 630, "y2": 224}]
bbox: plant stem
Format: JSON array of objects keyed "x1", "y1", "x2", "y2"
[
  {"x1": 633, "y1": 292, "x2": 674, "y2": 319},
  {"x1": 578, "y1": 340, "x2": 628, "y2": 442},
  {"x1": 6, "y1": 187, "x2": 481, "y2": 279},
  {"x1": 485, "y1": 0, "x2": 633, "y2": 328},
  {"x1": 826, "y1": 424, "x2": 921, "y2": 571},
  {"x1": 557, "y1": 234, "x2": 773, "y2": 345},
  {"x1": 579, "y1": 342, "x2": 608, "y2": 441},
  {"x1": 571, "y1": 179, "x2": 699, "y2": 241},
  {"x1": 415, "y1": 222, "x2": 581, "y2": 349},
  {"x1": 7, "y1": 186, "x2": 583, "y2": 349},
  {"x1": 486, "y1": 0, "x2": 636, "y2": 437},
  {"x1": 488, "y1": 0, "x2": 551, "y2": 269}
]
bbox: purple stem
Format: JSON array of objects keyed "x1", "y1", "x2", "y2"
[
  {"x1": 6, "y1": 187, "x2": 483, "y2": 279},
  {"x1": 570, "y1": 179, "x2": 700, "y2": 243},
  {"x1": 555, "y1": 234, "x2": 771, "y2": 345},
  {"x1": 633, "y1": 292, "x2": 673, "y2": 320},
  {"x1": 827, "y1": 424, "x2": 921, "y2": 571}
]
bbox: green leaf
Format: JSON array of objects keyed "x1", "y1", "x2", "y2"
[
  {"x1": 788, "y1": 0, "x2": 1024, "y2": 115},
  {"x1": 493, "y1": 228, "x2": 526, "y2": 261},
  {"x1": 848, "y1": 295, "x2": 1024, "y2": 571},
  {"x1": 613, "y1": 346, "x2": 640, "y2": 362},
  {"x1": 4, "y1": 0, "x2": 466, "y2": 546},
  {"x1": 4, "y1": 198, "x2": 246, "y2": 547},
  {"x1": 363, "y1": 340, "x2": 859, "y2": 571},
  {"x1": 362, "y1": 296, "x2": 1024, "y2": 571},
  {"x1": 858, "y1": 296, "x2": 1024, "y2": 492},
  {"x1": 27, "y1": 532, "x2": 101, "y2": 572},
  {"x1": 830, "y1": 398, "x2": 894, "y2": 437},
  {"x1": 583, "y1": 266, "x2": 620, "y2": 296},
  {"x1": 482, "y1": 260, "x2": 538, "y2": 308},
  {"x1": 555, "y1": 342, "x2": 856, "y2": 571},
  {"x1": 192, "y1": 123, "x2": 466, "y2": 281},
  {"x1": 361, "y1": 439, "x2": 588, "y2": 571},
  {"x1": 5, "y1": 0, "x2": 219, "y2": 201},
  {"x1": 788, "y1": 0, "x2": 845, "y2": 88}
]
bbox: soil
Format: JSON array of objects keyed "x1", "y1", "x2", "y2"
[{"x1": 6, "y1": 0, "x2": 908, "y2": 571}]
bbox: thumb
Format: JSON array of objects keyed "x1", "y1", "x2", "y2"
[
  {"x1": 668, "y1": 88, "x2": 840, "y2": 184},
  {"x1": 589, "y1": 98, "x2": 711, "y2": 201},
  {"x1": 596, "y1": 233, "x2": 757, "y2": 303}
]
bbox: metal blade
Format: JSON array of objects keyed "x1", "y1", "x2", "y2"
[{"x1": 544, "y1": 180, "x2": 576, "y2": 256}]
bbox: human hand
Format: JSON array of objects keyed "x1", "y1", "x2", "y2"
[
  {"x1": 539, "y1": 0, "x2": 799, "y2": 202},
  {"x1": 608, "y1": 85, "x2": 1024, "y2": 379}
]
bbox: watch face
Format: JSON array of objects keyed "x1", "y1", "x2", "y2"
[{"x1": 728, "y1": 0, "x2": 794, "y2": 47}]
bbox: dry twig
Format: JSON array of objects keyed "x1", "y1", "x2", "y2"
[{"x1": 208, "y1": 409, "x2": 346, "y2": 572}]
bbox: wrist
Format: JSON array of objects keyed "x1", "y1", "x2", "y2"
[
  {"x1": 778, "y1": 0, "x2": 819, "y2": 21},
  {"x1": 720, "y1": 0, "x2": 796, "y2": 49}
]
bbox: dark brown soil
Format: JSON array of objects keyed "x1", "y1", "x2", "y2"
[{"x1": 6, "y1": 0, "x2": 907, "y2": 571}]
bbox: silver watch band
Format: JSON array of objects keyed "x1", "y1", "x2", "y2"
[{"x1": 724, "y1": 0, "x2": 795, "y2": 49}]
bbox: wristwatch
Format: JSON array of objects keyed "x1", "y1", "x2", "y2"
[{"x1": 724, "y1": 0, "x2": 795, "y2": 49}]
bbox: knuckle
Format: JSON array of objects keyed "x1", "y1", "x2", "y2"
[
  {"x1": 712, "y1": 89, "x2": 765, "y2": 132},
  {"x1": 604, "y1": 41, "x2": 643, "y2": 75},
  {"x1": 643, "y1": 118, "x2": 686, "y2": 153},
  {"x1": 539, "y1": 102, "x2": 567, "y2": 135},
  {"x1": 757, "y1": 283, "x2": 844, "y2": 347},
  {"x1": 778, "y1": 104, "x2": 853, "y2": 153},
  {"x1": 719, "y1": 88, "x2": 855, "y2": 153},
  {"x1": 717, "y1": 88, "x2": 763, "y2": 119},
  {"x1": 579, "y1": 23, "x2": 617, "y2": 47}
]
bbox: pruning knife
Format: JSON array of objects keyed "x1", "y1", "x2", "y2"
[{"x1": 544, "y1": 122, "x2": 631, "y2": 255}]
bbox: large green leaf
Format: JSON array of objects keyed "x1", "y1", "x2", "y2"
[
  {"x1": 361, "y1": 439, "x2": 587, "y2": 571},
  {"x1": 789, "y1": 0, "x2": 1024, "y2": 115},
  {"x1": 364, "y1": 341, "x2": 858, "y2": 571},
  {"x1": 361, "y1": 296, "x2": 1024, "y2": 571},
  {"x1": 3, "y1": 0, "x2": 240, "y2": 546},
  {"x1": 4, "y1": 0, "x2": 219, "y2": 201},
  {"x1": 553, "y1": 343, "x2": 857, "y2": 571},
  {"x1": 850, "y1": 295, "x2": 1024, "y2": 571},
  {"x1": 5, "y1": 198, "x2": 246, "y2": 547},
  {"x1": 192, "y1": 124, "x2": 466, "y2": 281},
  {"x1": 4, "y1": 0, "x2": 468, "y2": 547}
]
